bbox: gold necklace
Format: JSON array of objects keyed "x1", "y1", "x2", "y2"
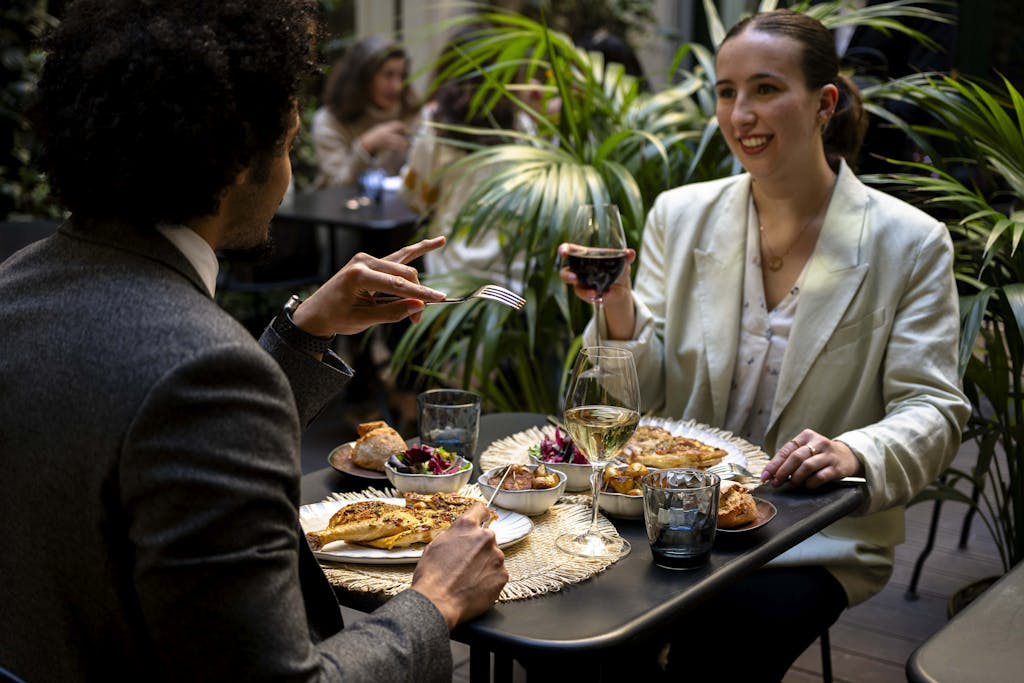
[{"x1": 757, "y1": 196, "x2": 830, "y2": 272}]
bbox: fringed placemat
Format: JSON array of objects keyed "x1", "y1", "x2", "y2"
[
  {"x1": 315, "y1": 486, "x2": 625, "y2": 602},
  {"x1": 480, "y1": 419, "x2": 770, "y2": 476}
]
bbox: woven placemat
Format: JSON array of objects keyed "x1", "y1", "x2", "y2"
[{"x1": 316, "y1": 486, "x2": 625, "y2": 602}]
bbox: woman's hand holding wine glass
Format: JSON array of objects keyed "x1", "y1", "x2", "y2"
[
  {"x1": 556, "y1": 346, "x2": 640, "y2": 558},
  {"x1": 558, "y1": 204, "x2": 635, "y2": 342}
]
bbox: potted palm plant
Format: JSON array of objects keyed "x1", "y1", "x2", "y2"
[
  {"x1": 390, "y1": 0, "x2": 952, "y2": 414},
  {"x1": 391, "y1": 6, "x2": 699, "y2": 413},
  {"x1": 867, "y1": 73, "x2": 1024, "y2": 580}
]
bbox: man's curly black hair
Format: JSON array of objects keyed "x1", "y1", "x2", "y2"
[{"x1": 33, "y1": 0, "x2": 321, "y2": 229}]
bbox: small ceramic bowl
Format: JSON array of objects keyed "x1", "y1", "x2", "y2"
[
  {"x1": 384, "y1": 461, "x2": 473, "y2": 494},
  {"x1": 597, "y1": 490, "x2": 644, "y2": 519},
  {"x1": 477, "y1": 465, "x2": 567, "y2": 516},
  {"x1": 528, "y1": 454, "x2": 593, "y2": 492}
]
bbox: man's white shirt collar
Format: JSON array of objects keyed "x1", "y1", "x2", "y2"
[{"x1": 157, "y1": 224, "x2": 218, "y2": 297}]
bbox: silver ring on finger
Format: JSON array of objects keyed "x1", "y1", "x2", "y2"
[{"x1": 807, "y1": 444, "x2": 817, "y2": 456}]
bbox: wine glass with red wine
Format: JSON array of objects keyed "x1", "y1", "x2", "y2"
[{"x1": 567, "y1": 204, "x2": 629, "y2": 342}]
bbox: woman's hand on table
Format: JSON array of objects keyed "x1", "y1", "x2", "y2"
[
  {"x1": 292, "y1": 236, "x2": 447, "y2": 336},
  {"x1": 557, "y1": 242, "x2": 636, "y2": 340},
  {"x1": 760, "y1": 429, "x2": 864, "y2": 489},
  {"x1": 411, "y1": 503, "x2": 509, "y2": 630}
]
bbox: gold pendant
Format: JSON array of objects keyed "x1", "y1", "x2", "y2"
[{"x1": 767, "y1": 256, "x2": 784, "y2": 271}]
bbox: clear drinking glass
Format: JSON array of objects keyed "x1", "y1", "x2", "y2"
[
  {"x1": 566, "y1": 204, "x2": 629, "y2": 344},
  {"x1": 417, "y1": 389, "x2": 482, "y2": 478},
  {"x1": 556, "y1": 346, "x2": 640, "y2": 558},
  {"x1": 641, "y1": 469, "x2": 720, "y2": 570}
]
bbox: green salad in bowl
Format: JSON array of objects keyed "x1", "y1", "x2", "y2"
[{"x1": 385, "y1": 445, "x2": 472, "y2": 493}]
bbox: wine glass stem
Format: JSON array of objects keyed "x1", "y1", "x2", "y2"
[
  {"x1": 593, "y1": 298, "x2": 603, "y2": 345},
  {"x1": 589, "y1": 463, "x2": 603, "y2": 533}
]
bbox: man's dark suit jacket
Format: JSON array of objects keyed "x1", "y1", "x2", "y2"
[{"x1": 0, "y1": 222, "x2": 451, "y2": 681}]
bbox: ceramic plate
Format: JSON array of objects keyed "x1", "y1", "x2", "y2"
[
  {"x1": 717, "y1": 498, "x2": 777, "y2": 533},
  {"x1": 479, "y1": 417, "x2": 767, "y2": 475},
  {"x1": 327, "y1": 442, "x2": 387, "y2": 481},
  {"x1": 299, "y1": 497, "x2": 533, "y2": 564}
]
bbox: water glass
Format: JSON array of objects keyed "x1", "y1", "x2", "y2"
[
  {"x1": 641, "y1": 469, "x2": 720, "y2": 570},
  {"x1": 357, "y1": 168, "x2": 386, "y2": 204},
  {"x1": 417, "y1": 389, "x2": 481, "y2": 476}
]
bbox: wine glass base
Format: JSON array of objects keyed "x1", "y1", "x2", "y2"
[{"x1": 555, "y1": 531, "x2": 631, "y2": 559}]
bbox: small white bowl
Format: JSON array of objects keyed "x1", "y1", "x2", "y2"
[
  {"x1": 598, "y1": 490, "x2": 644, "y2": 519},
  {"x1": 529, "y1": 454, "x2": 593, "y2": 492},
  {"x1": 477, "y1": 465, "x2": 567, "y2": 516},
  {"x1": 384, "y1": 461, "x2": 473, "y2": 494}
]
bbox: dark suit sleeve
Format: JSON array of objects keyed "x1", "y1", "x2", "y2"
[
  {"x1": 258, "y1": 322, "x2": 353, "y2": 427},
  {"x1": 122, "y1": 342, "x2": 451, "y2": 682}
]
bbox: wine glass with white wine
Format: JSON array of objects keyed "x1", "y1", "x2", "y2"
[
  {"x1": 557, "y1": 346, "x2": 640, "y2": 558},
  {"x1": 566, "y1": 204, "x2": 629, "y2": 344}
]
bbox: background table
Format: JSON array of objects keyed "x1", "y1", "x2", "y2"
[
  {"x1": 276, "y1": 185, "x2": 420, "y2": 271},
  {"x1": 906, "y1": 559, "x2": 1024, "y2": 682},
  {"x1": 301, "y1": 412, "x2": 865, "y2": 681}
]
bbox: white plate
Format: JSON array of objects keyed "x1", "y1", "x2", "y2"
[
  {"x1": 300, "y1": 497, "x2": 533, "y2": 565},
  {"x1": 479, "y1": 417, "x2": 767, "y2": 475}
]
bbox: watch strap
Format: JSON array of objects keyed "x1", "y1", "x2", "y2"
[{"x1": 272, "y1": 296, "x2": 335, "y2": 356}]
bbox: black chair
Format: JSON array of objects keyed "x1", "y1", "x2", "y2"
[
  {"x1": 216, "y1": 218, "x2": 327, "y2": 337},
  {"x1": 820, "y1": 628, "x2": 833, "y2": 683},
  {"x1": 905, "y1": 472, "x2": 980, "y2": 599},
  {"x1": 216, "y1": 217, "x2": 327, "y2": 294},
  {"x1": 0, "y1": 218, "x2": 60, "y2": 261},
  {"x1": 0, "y1": 664, "x2": 27, "y2": 683}
]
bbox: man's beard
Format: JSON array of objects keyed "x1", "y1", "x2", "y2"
[{"x1": 218, "y1": 234, "x2": 278, "y2": 265}]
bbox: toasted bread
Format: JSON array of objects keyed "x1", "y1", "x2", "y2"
[{"x1": 718, "y1": 484, "x2": 758, "y2": 528}]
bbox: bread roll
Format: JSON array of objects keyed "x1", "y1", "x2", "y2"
[
  {"x1": 356, "y1": 420, "x2": 389, "y2": 437},
  {"x1": 718, "y1": 484, "x2": 758, "y2": 528},
  {"x1": 351, "y1": 424, "x2": 406, "y2": 471}
]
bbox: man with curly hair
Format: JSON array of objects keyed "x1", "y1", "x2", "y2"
[{"x1": 0, "y1": 1, "x2": 507, "y2": 681}]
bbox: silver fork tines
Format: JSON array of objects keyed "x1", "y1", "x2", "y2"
[{"x1": 375, "y1": 284, "x2": 525, "y2": 310}]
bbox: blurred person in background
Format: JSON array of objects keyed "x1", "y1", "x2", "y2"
[{"x1": 312, "y1": 34, "x2": 422, "y2": 187}]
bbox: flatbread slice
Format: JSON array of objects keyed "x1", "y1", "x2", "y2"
[{"x1": 305, "y1": 501, "x2": 419, "y2": 550}]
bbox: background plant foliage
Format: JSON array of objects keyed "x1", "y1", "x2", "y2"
[
  {"x1": 867, "y1": 73, "x2": 1024, "y2": 573},
  {"x1": 1, "y1": 1, "x2": 61, "y2": 220},
  {"x1": 390, "y1": 0, "x2": 951, "y2": 415}
]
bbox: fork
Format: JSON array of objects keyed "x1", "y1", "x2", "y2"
[
  {"x1": 707, "y1": 462, "x2": 759, "y2": 482},
  {"x1": 374, "y1": 284, "x2": 526, "y2": 310},
  {"x1": 708, "y1": 462, "x2": 866, "y2": 486}
]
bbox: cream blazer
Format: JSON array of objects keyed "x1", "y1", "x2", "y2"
[{"x1": 586, "y1": 161, "x2": 970, "y2": 604}]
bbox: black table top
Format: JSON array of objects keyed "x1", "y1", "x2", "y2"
[
  {"x1": 906, "y1": 559, "x2": 1024, "y2": 682},
  {"x1": 276, "y1": 186, "x2": 419, "y2": 232},
  {"x1": 301, "y1": 412, "x2": 865, "y2": 660}
]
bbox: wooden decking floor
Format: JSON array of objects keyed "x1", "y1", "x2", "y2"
[{"x1": 784, "y1": 441, "x2": 1003, "y2": 683}]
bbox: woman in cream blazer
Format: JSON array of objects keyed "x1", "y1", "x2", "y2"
[
  {"x1": 565, "y1": 9, "x2": 969, "y2": 679},
  {"x1": 602, "y1": 159, "x2": 968, "y2": 605}
]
